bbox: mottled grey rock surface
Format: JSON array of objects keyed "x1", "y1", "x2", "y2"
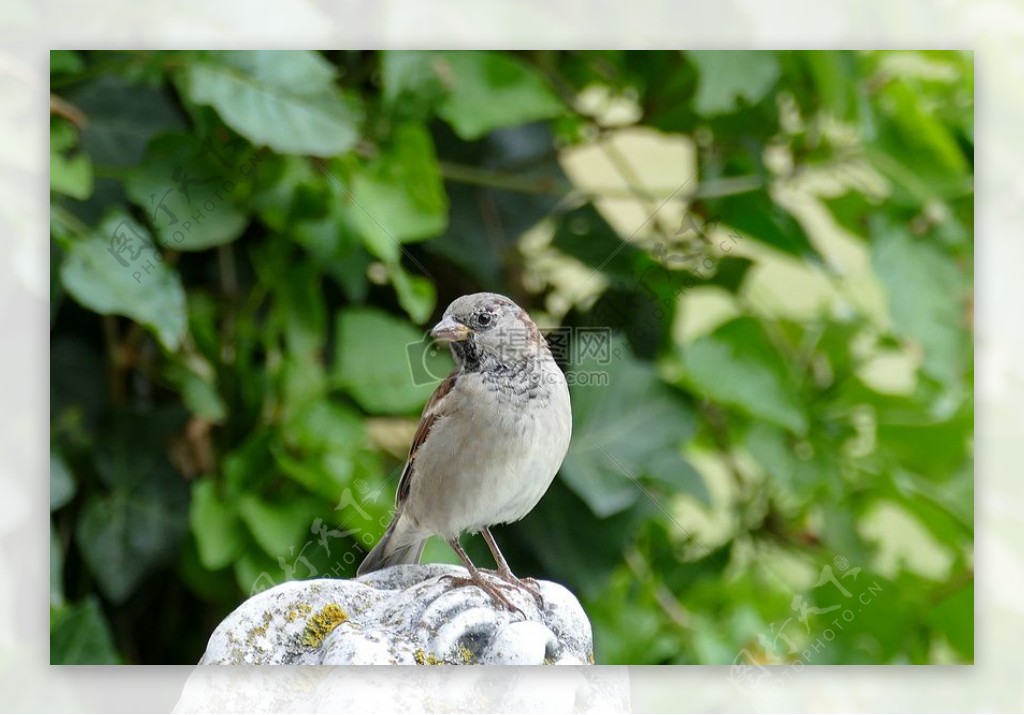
[{"x1": 199, "y1": 564, "x2": 594, "y2": 665}]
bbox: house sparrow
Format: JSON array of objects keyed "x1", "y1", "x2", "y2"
[{"x1": 357, "y1": 293, "x2": 572, "y2": 610}]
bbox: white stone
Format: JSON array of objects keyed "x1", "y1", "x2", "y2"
[{"x1": 199, "y1": 564, "x2": 594, "y2": 666}]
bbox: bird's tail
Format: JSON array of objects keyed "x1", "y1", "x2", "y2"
[{"x1": 356, "y1": 513, "x2": 428, "y2": 576}]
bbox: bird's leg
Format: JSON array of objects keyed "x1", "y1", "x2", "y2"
[
  {"x1": 444, "y1": 537, "x2": 524, "y2": 614},
  {"x1": 481, "y1": 527, "x2": 544, "y2": 605}
]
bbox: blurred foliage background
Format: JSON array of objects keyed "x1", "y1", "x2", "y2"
[{"x1": 49, "y1": 50, "x2": 973, "y2": 665}]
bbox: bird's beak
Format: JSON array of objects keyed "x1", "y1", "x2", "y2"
[{"x1": 430, "y1": 316, "x2": 472, "y2": 342}]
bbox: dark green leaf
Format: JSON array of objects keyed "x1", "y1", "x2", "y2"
[
  {"x1": 50, "y1": 449, "x2": 76, "y2": 511},
  {"x1": 124, "y1": 133, "x2": 248, "y2": 250},
  {"x1": 708, "y1": 189, "x2": 819, "y2": 259},
  {"x1": 75, "y1": 410, "x2": 188, "y2": 603},
  {"x1": 563, "y1": 338, "x2": 704, "y2": 517},
  {"x1": 51, "y1": 522, "x2": 64, "y2": 608},
  {"x1": 51, "y1": 598, "x2": 121, "y2": 664},
  {"x1": 69, "y1": 74, "x2": 187, "y2": 168}
]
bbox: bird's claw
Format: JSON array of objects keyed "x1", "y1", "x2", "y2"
[{"x1": 440, "y1": 573, "x2": 527, "y2": 617}]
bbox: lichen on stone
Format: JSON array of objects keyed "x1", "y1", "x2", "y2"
[
  {"x1": 199, "y1": 566, "x2": 594, "y2": 665},
  {"x1": 300, "y1": 603, "x2": 348, "y2": 649},
  {"x1": 287, "y1": 602, "x2": 313, "y2": 623},
  {"x1": 414, "y1": 648, "x2": 443, "y2": 665}
]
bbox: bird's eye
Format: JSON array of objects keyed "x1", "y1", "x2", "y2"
[{"x1": 476, "y1": 312, "x2": 494, "y2": 328}]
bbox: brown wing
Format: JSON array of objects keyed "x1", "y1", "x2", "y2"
[{"x1": 395, "y1": 371, "x2": 458, "y2": 507}]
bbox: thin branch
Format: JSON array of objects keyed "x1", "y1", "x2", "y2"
[
  {"x1": 50, "y1": 94, "x2": 87, "y2": 128},
  {"x1": 439, "y1": 159, "x2": 763, "y2": 203},
  {"x1": 624, "y1": 547, "x2": 694, "y2": 632}
]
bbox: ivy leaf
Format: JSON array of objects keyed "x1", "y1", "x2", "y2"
[
  {"x1": 74, "y1": 410, "x2": 188, "y2": 604},
  {"x1": 182, "y1": 50, "x2": 364, "y2": 156},
  {"x1": 435, "y1": 51, "x2": 565, "y2": 140},
  {"x1": 60, "y1": 213, "x2": 188, "y2": 350},
  {"x1": 689, "y1": 51, "x2": 781, "y2": 115},
  {"x1": 562, "y1": 339, "x2": 704, "y2": 517},
  {"x1": 332, "y1": 308, "x2": 436, "y2": 415},
  {"x1": 389, "y1": 263, "x2": 436, "y2": 325},
  {"x1": 50, "y1": 120, "x2": 93, "y2": 200},
  {"x1": 124, "y1": 133, "x2": 248, "y2": 250},
  {"x1": 680, "y1": 317, "x2": 808, "y2": 434},
  {"x1": 50, "y1": 449, "x2": 76, "y2": 511},
  {"x1": 237, "y1": 493, "x2": 315, "y2": 561},
  {"x1": 871, "y1": 218, "x2": 966, "y2": 385},
  {"x1": 190, "y1": 479, "x2": 246, "y2": 570},
  {"x1": 50, "y1": 598, "x2": 121, "y2": 664},
  {"x1": 708, "y1": 189, "x2": 819, "y2": 259},
  {"x1": 349, "y1": 123, "x2": 448, "y2": 250}
]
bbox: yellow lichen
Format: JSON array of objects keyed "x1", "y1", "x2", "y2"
[
  {"x1": 300, "y1": 603, "x2": 349, "y2": 649},
  {"x1": 414, "y1": 648, "x2": 443, "y2": 665},
  {"x1": 458, "y1": 644, "x2": 475, "y2": 664}
]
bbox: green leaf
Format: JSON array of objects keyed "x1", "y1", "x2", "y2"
[
  {"x1": 182, "y1": 50, "x2": 364, "y2": 156},
  {"x1": 60, "y1": 213, "x2": 187, "y2": 350},
  {"x1": 743, "y1": 422, "x2": 829, "y2": 503},
  {"x1": 380, "y1": 50, "x2": 447, "y2": 120},
  {"x1": 866, "y1": 74, "x2": 971, "y2": 203},
  {"x1": 389, "y1": 263, "x2": 436, "y2": 324},
  {"x1": 877, "y1": 406, "x2": 972, "y2": 481},
  {"x1": 76, "y1": 487, "x2": 187, "y2": 604},
  {"x1": 349, "y1": 123, "x2": 448, "y2": 251},
  {"x1": 75, "y1": 410, "x2": 189, "y2": 603},
  {"x1": 803, "y1": 51, "x2": 858, "y2": 120},
  {"x1": 435, "y1": 51, "x2": 565, "y2": 140},
  {"x1": 689, "y1": 51, "x2": 781, "y2": 115},
  {"x1": 190, "y1": 479, "x2": 246, "y2": 570},
  {"x1": 563, "y1": 339, "x2": 704, "y2": 517},
  {"x1": 50, "y1": 50, "x2": 85, "y2": 75},
  {"x1": 293, "y1": 213, "x2": 371, "y2": 302},
  {"x1": 237, "y1": 493, "x2": 314, "y2": 560},
  {"x1": 708, "y1": 189, "x2": 819, "y2": 259},
  {"x1": 164, "y1": 357, "x2": 227, "y2": 422},
  {"x1": 927, "y1": 579, "x2": 973, "y2": 662},
  {"x1": 274, "y1": 399, "x2": 381, "y2": 500},
  {"x1": 69, "y1": 74, "x2": 187, "y2": 168},
  {"x1": 50, "y1": 449, "x2": 76, "y2": 511},
  {"x1": 871, "y1": 218, "x2": 966, "y2": 385},
  {"x1": 50, "y1": 120, "x2": 93, "y2": 200},
  {"x1": 124, "y1": 133, "x2": 248, "y2": 250},
  {"x1": 50, "y1": 597, "x2": 121, "y2": 664},
  {"x1": 680, "y1": 317, "x2": 808, "y2": 434},
  {"x1": 332, "y1": 308, "x2": 436, "y2": 414},
  {"x1": 51, "y1": 521, "x2": 64, "y2": 608}
]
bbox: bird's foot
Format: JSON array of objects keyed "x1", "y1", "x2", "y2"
[
  {"x1": 441, "y1": 572, "x2": 526, "y2": 616},
  {"x1": 487, "y1": 569, "x2": 545, "y2": 607}
]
